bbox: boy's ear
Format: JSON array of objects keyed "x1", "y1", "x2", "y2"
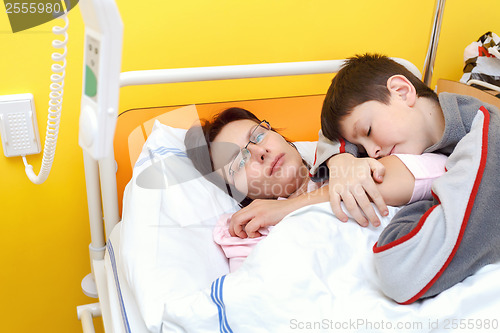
[{"x1": 386, "y1": 75, "x2": 417, "y2": 106}]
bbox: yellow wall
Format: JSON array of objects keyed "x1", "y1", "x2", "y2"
[{"x1": 0, "y1": 0, "x2": 498, "y2": 331}]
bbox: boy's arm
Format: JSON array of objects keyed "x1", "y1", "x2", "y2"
[
  {"x1": 374, "y1": 156, "x2": 414, "y2": 206},
  {"x1": 229, "y1": 155, "x2": 418, "y2": 238},
  {"x1": 391, "y1": 153, "x2": 448, "y2": 203},
  {"x1": 310, "y1": 131, "x2": 388, "y2": 227},
  {"x1": 328, "y1": 153, "x2": 447, "y2": 225},
  {"x1": 326, "y1": 154, "x2": 388, "y2": 227}
]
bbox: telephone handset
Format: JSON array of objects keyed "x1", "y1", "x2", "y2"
[{"x1": 78, "y1": 0, "x2": 123, "y2": 160}]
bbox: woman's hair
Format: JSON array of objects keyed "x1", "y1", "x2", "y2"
[
  {"x1": 184, "y1": 107, "x2": 261, "y2": 207},
  {"x1": 321, "y1": 53, "x2": 439, "y2": 141}
]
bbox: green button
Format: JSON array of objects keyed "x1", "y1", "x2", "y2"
[{"x1": 85, "y1": 65, "x2": 97, "y2": 97}]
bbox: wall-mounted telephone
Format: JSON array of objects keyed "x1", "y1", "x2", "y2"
[{"x1": 20, "y1": 0, "x2": 122, "y2": 184}]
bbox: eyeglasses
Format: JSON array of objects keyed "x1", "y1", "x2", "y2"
[{"x1": 228, "y1": 120, "x2": 271, "y2": 178}]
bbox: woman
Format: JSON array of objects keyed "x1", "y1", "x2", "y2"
[{"x1": 185, "y1": 107, "x2": 446, "y2": 242}]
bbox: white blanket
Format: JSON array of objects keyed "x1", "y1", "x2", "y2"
[{"x1": 161, "y1": 202, "x2": 500, "y2": 332}]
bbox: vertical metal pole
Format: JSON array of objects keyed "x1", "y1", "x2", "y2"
[
  {"x1": 98, "y1": 152, "x2": 120, "y2": 240},
  {"x1": 422, "y1": 0, "x2": 446, "y2": 87},
  {"x1": 81, "y1": 150, "x2": 106, "y2": 298},
  {"x1": 83, "y1": 150, "x2": 106, "y2": 259}
]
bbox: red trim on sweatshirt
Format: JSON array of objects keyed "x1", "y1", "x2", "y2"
[
  {"x1": 339, "y1": 137, "x2": 346, "y2": 153},
  {"x1": 372, "y1": 205, "x2": 439, "y2": 253}
]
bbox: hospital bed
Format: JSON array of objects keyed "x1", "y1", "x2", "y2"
[{"x1": 76, "y1": 0, "x2": 500, "y2": 332}]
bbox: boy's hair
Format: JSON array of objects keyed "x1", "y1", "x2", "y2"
[{"x1": 321, "y1": 53, "x2": 438, "y2": 141}]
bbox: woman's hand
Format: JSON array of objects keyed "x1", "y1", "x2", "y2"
[
  {"x1": 229, "y1": 199, "x2": 300, "y2": 238},
  {"x1": 327, "y1": 153, "x2": 388, "y2": 227}
]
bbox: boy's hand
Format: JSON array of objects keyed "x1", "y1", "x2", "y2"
[
  {"x1": 229, "y1": 199, "x2": 299, "y2": 238},
  {"x1": 327, "y1": 154, "x2": 388, "y2": 227}
]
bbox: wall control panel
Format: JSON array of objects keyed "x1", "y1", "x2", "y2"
[{"x1": 0, "y1": 94, "x2": 41, "y2": 157}]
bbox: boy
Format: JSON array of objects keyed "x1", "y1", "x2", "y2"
[{"x1": 311, "y1": 53, "x2": 500, "y2": 304}]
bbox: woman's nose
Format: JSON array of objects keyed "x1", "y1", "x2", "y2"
[{"x1": 248, "y1": 144, "x2": 267, "y2": 162}]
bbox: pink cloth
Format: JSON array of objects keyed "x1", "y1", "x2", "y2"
[
  {"x1": 393, "y1": 153, "x2": 447, "y2": 203},
  {"x1": 213, "y1": 213, "x2": 271, "y2": 272}
]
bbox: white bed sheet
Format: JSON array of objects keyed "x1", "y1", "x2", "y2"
[{"x1": 103, "y1": 223, "x2": 149, "y2": 333}]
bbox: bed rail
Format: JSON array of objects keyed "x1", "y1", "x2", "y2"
[{"x1": 119, "y1": 58, "x2": 422, "y2": 88}]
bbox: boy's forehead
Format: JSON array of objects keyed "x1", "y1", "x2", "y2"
[
  {"x1": 348, "y1": 100, "x2": 390, "y2": 121},
  {"x1": 340, "y1": 100, "x2": 389, "y2": 139},
  {"x1": 339, "y1": 117, "x2": 358, "y2": 140},
  {"x1": 340, "y1": 106, "x2": 368, "y2": 136}
]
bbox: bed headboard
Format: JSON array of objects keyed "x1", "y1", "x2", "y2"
[
  {"x1": 436, "y1": 79, "x2": 500, "y2": 109},
  {"x1": 114, "y1": 94, "x2": 325, "y2": 215},
  {"x1": 114, "y1": 79, "x2": 500, "y2": 217}
]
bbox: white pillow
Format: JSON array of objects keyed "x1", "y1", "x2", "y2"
[
  {"x1": 294, "y1": 140, "x2": 317, "y2": 167},
  {"x1": 132, "y1": 120, "x2": 239, "y2": 219},
  {"x1": 120, "y1": 119, "x2": 318, "y2": 331}
]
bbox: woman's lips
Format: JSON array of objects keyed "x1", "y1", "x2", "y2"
[{"x1": 270, "y1": 153, "x2": 285, "y2": 175}]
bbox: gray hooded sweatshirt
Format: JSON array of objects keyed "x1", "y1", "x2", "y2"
[{"x1": 311, "y1": 92, "x2": 500, "y2": 303}]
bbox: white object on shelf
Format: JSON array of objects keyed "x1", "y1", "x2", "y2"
[{"x1": 0, "y1": 93, "x2": 41, "y2": 157}]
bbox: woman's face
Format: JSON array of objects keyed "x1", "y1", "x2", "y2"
[{"x1": 210, "y1": 119, "x2": 307, "y2": 199}]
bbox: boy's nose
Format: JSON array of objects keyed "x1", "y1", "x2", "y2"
[{"x1": 367, "y1": 144, "x2": 382, "y2": 158}]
